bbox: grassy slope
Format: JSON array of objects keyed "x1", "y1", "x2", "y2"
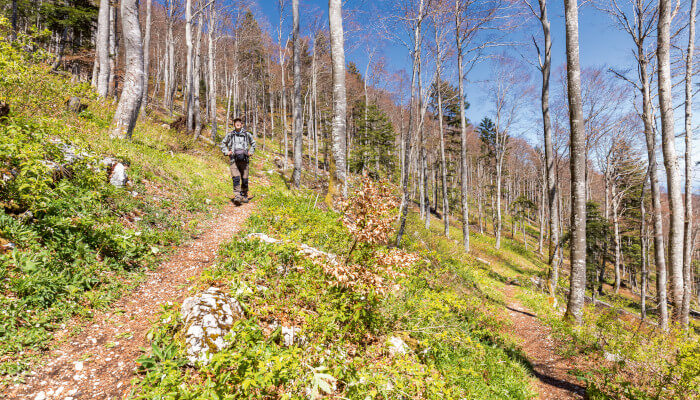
[{"x1": 0, "y1": 32, "x2": 232, "y2": 379}]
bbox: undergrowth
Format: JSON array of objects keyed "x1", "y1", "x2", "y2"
[
  {"x1": 130, "y1": 173, "x2": 535, "y2": 399},
  {"x1": 0, "y1": 20, "x2": 231, "y2": 379}
]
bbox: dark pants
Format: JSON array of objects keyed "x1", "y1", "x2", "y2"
[{"x1": 229, "y1": 157, "x2": 249, "y2": 197}]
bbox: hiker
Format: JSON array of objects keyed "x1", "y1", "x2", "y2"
[{"x1": 220, "y1": 118, "x2": 256, "y2": 205}]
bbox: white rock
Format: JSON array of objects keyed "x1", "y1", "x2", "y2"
[
  {"x1": 387, "y1": 336, "x2": 409, "y2": 356},
  {"x1": 180, "y1": 287, "x2": 245, "y2": 365},
  {"x1": 281, "y1": 326, "x2": 297, "y2": 347},
  {"x1": 74, "y1": 361, "x2": 83, "y2": 371},
  {"x1": 34, "y1": 391, "x2": 46, "y2": 400},
  {"x1": 604, "y1": 351, "x2": 623, "y2": 362},
  {"x1": 109, "y1": 163, "x2": 128, "y2": 187}
]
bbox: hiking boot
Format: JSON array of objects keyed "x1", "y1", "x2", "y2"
[
  {"x1": 232, "y1": 194, "x2": 243, "y2": 206},
  {"x1": 240, "y1": 193, "x2": 249, "y2": 203}
]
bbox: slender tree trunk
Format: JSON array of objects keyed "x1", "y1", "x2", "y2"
[
  {"x1": 110, "y1": 0, "x2": 144, "y2": 139},
  {"x1": 395, "y1": 0, "x2": 424, "y2": 246},
  {"x1": 96, "y1": 0, "x2": 110, "y2": 97},
  {"x1": 613, "y1": 191, "x2": 622, "y2": 293},
  {"x1": 328, "y1": 0, "x2": 347, "y2": 200},
  {"x1": 141, "y1": 0, "x2": 152, "y2": 113},
  {"x1": 193, "y1": 12, "x2": 203, "y2": 137},
  {"x1": 185, "y1": 0, "x2": 194, "y2": 132},
  {"x1": 681, "y1": 0, "x2": 697, "y2": 329},
  {"x1": 536, "y1": 0, "x2": 561, "y2": 296},
  {"x1": 207, "y1": 4, "x2": 217, "y2": 140},
  {"x1": 434, "y1": 32, "x2": 450, "y2": 237},
  {"x1": 638, "y1": 45, "x2": 668, "y2": 330},
  {"x1": 657, "y1": 0, "x2": 684, "y2": 324},
  {"x1": 11, "y1": 0, "x2": 17, "y2": 41},
  {"x1": 563, "y1": 0, "x2": 587, "y2": 324},
  {"x1": 455, "y1": 0, "x2": 470, "y2": 252},
  {"x1": 292, "y1": 0, "x2": 303, "y2": 187},
  {"x1": 108, "y1": 3, "x2": 118, "y2": 97}
]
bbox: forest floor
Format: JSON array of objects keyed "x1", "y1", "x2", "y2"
[
  {"x1": 6, "y1": 201, "x2": 256, "y2": 400},
  {"x1": 503, "y1": 284, "x2": 586, "y2": 400}
]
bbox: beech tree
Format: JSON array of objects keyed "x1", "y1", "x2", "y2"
[
  {"x1": 600, "y1": 0, "x2": 668, "y2": 330},
  {"x1": 292, "y1": 0, "x2": 302, "y2": 187},
  {"x1": 526, "y1": 0, "x2": 561, "y2": 296},
  {"x1": 110, "y1": 0, "x2": 144, "y2": 140},
  {"x1": 657, "y1": 0, "x2": 684, "y2": 324},
  {"x1": 328, "y1": 0, "x2": 347, "y2": 199},
  {"x1": 563, "y1": 0, "x2": 587, "y2": 324},
  {"x1": 681, "y1": 0, "x2": 696, "y2": 329},
  {"x1": 95, "y1": 0, "x2": 110, "y2": 97}
]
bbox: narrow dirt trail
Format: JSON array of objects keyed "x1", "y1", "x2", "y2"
[
  {"x1": 503, "y1": 284, "x2": 586, "y2": 400},
  {"x1": 7, "y1": 201, "x2": 255, "y2": 400}
]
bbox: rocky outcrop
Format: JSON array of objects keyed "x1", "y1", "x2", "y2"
[{"x1": 180, "y1": 287, "x2": 245, "y2": 365}]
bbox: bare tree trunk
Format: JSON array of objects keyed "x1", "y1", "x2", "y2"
[
  {"x1": 193, "y1": 12, "x2": 203, "y2": 137},
  {"x1": 207, "y1": 4, "x2": 217, "y2": 140},
  {"x1": 641, "y1": 178, "x2": 648, "y2": 320},
  {"x1": 185, "y1": 0, "x2": 194, "y2": 132},
  {"x1": 164, "y1": 0, "x2": 175, "y2": 113},
  {"x1": 455, "y1": 0, "x2": 470, "y2": 253},
  {"x1": 434, "y1": 29, "x2": 450, "y2": 237},
  {"x1": 681, "y1": 0, "x2": 697, "y2": 330},
  {"x1": 613, "y1": 189, "x2": 622, "y2": 293},
  {"x1": 328, "y1": 0, "x2": 347, "y2": 199},
  {"x1": 110, "y1": 0, "x2": 144, "y2": 140},
  {"x1": 639, "y1": 33, "x2": 668, "y2": 331},
  {"x1": 96, "y1": 0, "x2": 110, "y2": 97},
  {"x1": 563, "y1": 0, "x2": 587, "y2": 324},
  {"x1": 312, "y1": 45, "x2": 319, "y2": 176},
  {"x1": 534, "y1": 0, "x2": 561, "y2": 296},
  {"x1": 681, "y1": 0, "x2": 696, "y2": 329},
  {"x1": 292, "y1": 0, "x2": 303, "y2": 187},
  {"x1": 141, "y1": 0, "x2": 152, "y2": 113},
  {"x1": 395, "y1": 0, "x2": 424, "y2": 246},
  {"x1": 657, "y1": 0, "x2": 684, "y2": 324},
  {"x1": 108, "y1": 3, "x2": 118, "y2": 97},
  {"x1": 11, "y1": 0, "x2": 17, "y2": 41}
]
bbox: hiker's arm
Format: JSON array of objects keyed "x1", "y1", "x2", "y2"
[
  {"x1": 248, "y1": 132, "x2": 257, "y2": 155},
  {"x1": 220, "y1": 133, "x2": 231, "y2": 155}
]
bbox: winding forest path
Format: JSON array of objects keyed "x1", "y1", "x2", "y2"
[
  {"x1": 7, "y1": 201, "x2": 255, "y2": 400},
  {"x1": 503, "y1": 284, "x2": 586, "y2": 400}
]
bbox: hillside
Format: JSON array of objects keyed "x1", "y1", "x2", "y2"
[{"x1": 1, "y1": 25, "x2": 699, "y2": 400}]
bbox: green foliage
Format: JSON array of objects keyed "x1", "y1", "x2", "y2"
[
  {"x1": 131, "y1": 178, "x2": 535, "y2": 399},
  {"x1": 0, "y1": 31, "x2": 231, "y2": 381},
  {"x1": 349, "y1": 102, "x2": 396, "y2": 178}
]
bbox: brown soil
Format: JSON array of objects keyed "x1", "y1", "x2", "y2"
[
  {"x1": 6, "y1": 201, "x2": 255, "y2": 400},
  {"x1": 503, "y1": 284, "x2": 586, "y2": 400}
]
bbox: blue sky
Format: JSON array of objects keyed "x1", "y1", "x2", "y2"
[{"x1": 251, "y1": 0, "x2": 698, "y2": 185}]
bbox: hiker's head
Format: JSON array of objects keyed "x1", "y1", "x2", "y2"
[{"x1": 233, "y1": 118, "x2": 243, "y2": 130}]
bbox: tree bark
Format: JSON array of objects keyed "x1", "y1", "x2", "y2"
[
  {"x1": 141, "y1": 0, "x2": 152, "y2": 113},
  {"x1": 455, "y1": 0, "x2": 470, "y2": 253},
  {"x1": 534, "y1": 0, "x2": 561, "y2": 296},
  {"x1": 96, "y1": 0, "x2": 111, "y2": 97},
  {"x1": 563, "y1": 0, "x2": 587, "y2": 324},
  {"x1": 328, "y1": 0, "x2": 348, "y2": 199},
  {"x1": 207, "y1": 4, "x2": 217, "y2": 140},
  {"x1": 110, "y1": 0, "x2": 144, "y2": 140},
  {"x1": 434, "y1": 28, "x2": 450, "y2": 237},
  {"x1": 657, "y1": 0, "x2": 684, "y2": 324},
  {"x1": 292, "y1": 0, "x2": 303, "y2": 187},
  {"x1": 395, "y1": 0, "x2": 424, "y2": 246},
  {"x1": 681, "y1": 0, "x2": 697, "y2": 329}
]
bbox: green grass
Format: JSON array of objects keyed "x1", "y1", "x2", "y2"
[
  {"x1": 130, "y1": 171, "x2": 536, "y2": 399},
  {"x1": 0, "y1": 25, "x2": 233, "y2": 379}
]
